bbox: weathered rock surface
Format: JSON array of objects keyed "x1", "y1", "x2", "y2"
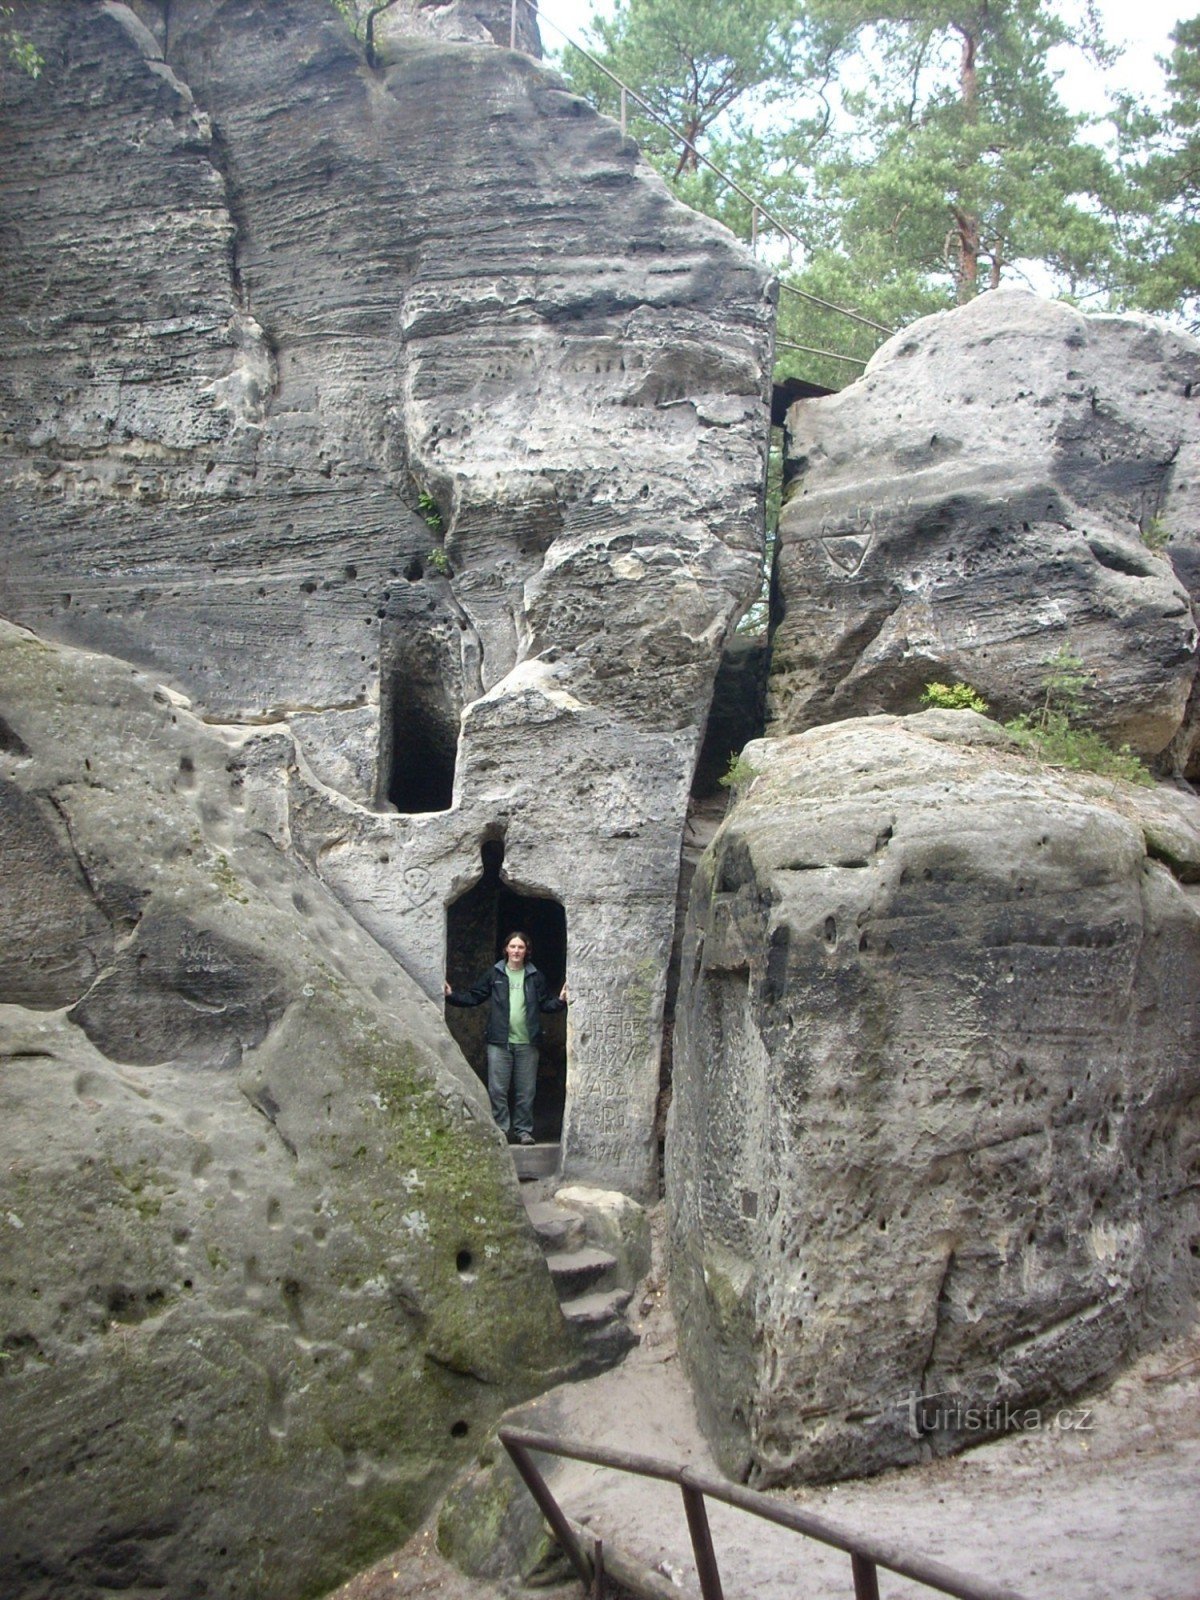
[
  {"x1": 0, "y1": 0, "x2": 772, "y2": 1199},
  {"x1": 769, "y1": 292, "x2": 1200, "y2": 771},
  {"x1": 372, "y1": 0, "x2": 544, "y2": 55},
  {"x1": 667, "y1": 713, "x2": 1200, "y2": 1485},
  {"x1": 0, "y1": 621, "x2": 575, "y2": 1600}
]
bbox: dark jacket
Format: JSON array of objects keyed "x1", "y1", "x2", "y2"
[{"x1": 445, "y1": 960, "x2": 566, "y2": 1046}]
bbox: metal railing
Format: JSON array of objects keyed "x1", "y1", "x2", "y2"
[{"x1": 500, "y1": 1426, "x2": 1035, "y2": 1600}]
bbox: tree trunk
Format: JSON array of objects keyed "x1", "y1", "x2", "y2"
[
  {"x1": 952, "y1": 18, "x2": 981, "y2": 300},
  {"x1": 959, "y1": 23, "x2": 978, "y2": 115},
  {"x1": 674, "y1": 118, "x2": 702, "y2": 176},
  {"x1": 951, "y1": 204, "x2": 980, "y2": 301}
]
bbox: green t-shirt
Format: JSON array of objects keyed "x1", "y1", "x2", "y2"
[{"x1": 506, "y1": 965, "x2": 530, "y2": 1044}]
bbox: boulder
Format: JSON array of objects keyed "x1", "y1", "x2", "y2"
[
  {"x1": 555, "y1": 1184, "x2": 652, "y2": 1289},
  {"x1": 436, "y1": 1440, "x2": 571, "y2": 1586},
  {"x1": 0, "y1": 0, "x2": 772, "y2": 1199},
  {"x1": 769, "y1": 292, "x2": 1200, "y2": 771},
  {"x1": 666, "y1": 712, "x2": 1200, "y2": 1485},
  {"x1": 0, "y1": 621, "x2": 575, "y2": 1600}
]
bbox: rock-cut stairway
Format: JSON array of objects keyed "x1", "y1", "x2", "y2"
[{"x1": 514, "y1": 1148, "x2": 639, "y2": 1374}]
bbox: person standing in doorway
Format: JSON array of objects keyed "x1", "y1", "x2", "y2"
[{"x1": 444, "y1": 931, "x2": 568, "y2": 1146}]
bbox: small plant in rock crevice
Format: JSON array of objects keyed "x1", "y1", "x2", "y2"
[
  {"x1": 1141, "y1": 513, "x2": 1170, "y2": 551},
  {"x1": 426, "y1": 547, "x2": 451, "y2": 577},
  {"x1": 1003, "y1": 645, "x2": 1152, "y2": 786},
  {"x1": 720, "y1": 752, "x2": 759, "y2": 790},
  {"x1": 921, "y1": 680, "x2": 990, "y2": 714},
  {"x1": 1, "y1": 7, "x2": 42, "y2": 77},
  {"x1": 417, "y1": 490, "x2": 444, "y2": 537},
  {"x1": 329, "y1": 0, "x2": 402, "y2": 67}
]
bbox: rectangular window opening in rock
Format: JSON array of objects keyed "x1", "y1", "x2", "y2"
[{"x1": 376, "y1": 618, "x2": 462, "y2": 814}]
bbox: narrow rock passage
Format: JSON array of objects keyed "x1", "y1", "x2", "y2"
[{"x1": 330, "y1": 1208, "x2": 1200, "y2": 1600}]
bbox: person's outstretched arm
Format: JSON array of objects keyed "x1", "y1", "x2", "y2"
[
  {"x1": 444, "y1": 970, "x2": 493, "y2": 1007},
  {"x1": 534, "y1": 971, "x2": 568, "y2": 1014}
]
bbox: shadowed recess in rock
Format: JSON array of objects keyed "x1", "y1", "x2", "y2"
[{"x1": 445, "y1": 835, "x2": 568, "y2": 1141}]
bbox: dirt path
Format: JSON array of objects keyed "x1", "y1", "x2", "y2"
[{"x1": 329, "y1": 1213, "x2": 1200, "y2": 1600}]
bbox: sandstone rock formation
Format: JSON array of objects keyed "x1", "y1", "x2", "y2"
[
  {"x1": 667, "y1": 712, "x2": 1200, "y2": 1485},
  {"x1": 372, "y1": 0, "x2": 544, "y2": 56},
  {"x1": 0, "y1": 6, "x2": 773, "y2": 1589},
  {"x1": 0, "y1": 619, "x2": 576, "y2": 1599},
  {"x1": 0, "y1": 0, "x2": 772, "y2": 1200},
  {"x1": 769, "y1": 292, "x2": 1200, "y2": 774}
]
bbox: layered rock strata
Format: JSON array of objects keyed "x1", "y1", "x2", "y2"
[
  {"x1": 667, "y1": 713, "x2": 1200, "y2": 1484},
  {"x1": 769, "y1": 292, "x2": 1200, "y2": 774},
  {"x1": 0, "y1": 0, "x2": 773, "y2": 1198},
  {"x1": 0, "y1": 621, "x2": 576, "y2": 1598}
]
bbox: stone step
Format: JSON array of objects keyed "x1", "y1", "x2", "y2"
[
  {"x1": 545, "y1": 1245, "x2": 618, "y2": 1297},
  {"x1": 559, "y1": 1285, "x2": 634, "y2": 1328},
  {"x1": 511, "y1": 1140, "x2": 560, "y2": 1181},
  {"x1": 523, "y1": 1198, "x2": 587, "y2": 1254},
  {"x1": 560, "y1": 1285, "x2": 639, "y2": 1376}
]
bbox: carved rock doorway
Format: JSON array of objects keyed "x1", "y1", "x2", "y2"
[{"x1": 445, "y1": 838, "x2": 567, "y2": 1143}]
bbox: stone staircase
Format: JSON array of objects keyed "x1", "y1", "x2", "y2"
[{"x1": 513, "y1": 1146, "x2": 642, "y2": 1375}]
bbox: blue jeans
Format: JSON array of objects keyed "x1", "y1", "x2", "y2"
[{"x1": 486, "y1": 1042, "x2": 538, "y2": 1138}]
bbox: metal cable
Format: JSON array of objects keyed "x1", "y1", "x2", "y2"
[
  {"x1": 522, "y1": 0, "x2": 894, "y2": 344},
  {"x1": 776, "y1": 337, "x2": 868, "y2": 366}
]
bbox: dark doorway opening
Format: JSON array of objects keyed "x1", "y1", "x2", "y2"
[{"x1": 445, "y1": 836, "x2": 568, "y2": 1143}]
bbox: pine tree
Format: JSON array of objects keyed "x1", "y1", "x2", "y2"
[{"x1": 1113, "y1": 16, "x2": 1200, "y2": 326}]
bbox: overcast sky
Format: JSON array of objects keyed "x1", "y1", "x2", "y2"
[{"x1": 533, "y1": 0, "x2": 1190, "y2": 111}]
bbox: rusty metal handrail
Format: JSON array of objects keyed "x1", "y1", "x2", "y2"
[{"x1": 499, "y1": 1426, "x2": 1035, "y2": 1600}]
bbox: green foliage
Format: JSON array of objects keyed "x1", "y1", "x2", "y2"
[
  {"x1": 921, "y1": 680, "x2": 990, "y2": 713},
  {"x1": 426, "y1": 546, "x2": 451, "y2": 576},
  {"x1": 1004, "y1": 709, "x2": 1152, "y2": 784},
  {"x1": 1002, "y1": 646, "x2": 1152, "y2": 785},
  {"x1": 2, "y1": 6, "x2": 43, "y2": 77},
  {"x1": 1036, "y1": 644, "x2": 1092, "y2": 718},
  {"x1": 1107, "y1": 18, "x2": 1200, "y2": 325},
  {"x1": 1142, "y1": 513, "x2": 1170, "y2": 550},
  {"x1": 417, "y1": 490, "x2": 444, "y2": 536},
  {"x1": 562, "y1": 0, "x2": 808, "y2": 181},
  {"x1": 719, "y1": 751, "x2": 760, "y2": 788},
  {"x1": 559, "y1": 0, "x2": 1143, "y2": 383},
  {"x1": 784, "y1": 0, "x2": 1120, "y2": 346}
]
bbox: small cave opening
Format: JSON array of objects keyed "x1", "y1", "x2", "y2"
[
  {"x1": 445, "y1": 836, "x2": 568, "y2": 1144},
  {"x1": 377, "y1": 625, "x2": 461, "y2": 814}
]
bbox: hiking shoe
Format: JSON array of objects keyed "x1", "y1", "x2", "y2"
[{"x1": 516, "y1": 1132, "x2": 536, "y2": 1146}]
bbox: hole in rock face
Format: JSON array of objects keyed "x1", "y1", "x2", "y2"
[
  {"x1": 377, "y1": 624, "x2": 461, "y2": 814},
  {"x1": 456, "y1": 1249, "x2": 473, "y2": 1274},
  {"x1": 450, "y1": 1420, "x2": 469, "y2": 1438},
  {"x1": 445, "y1": 836, "x2": 568, "y2": 1144}
]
